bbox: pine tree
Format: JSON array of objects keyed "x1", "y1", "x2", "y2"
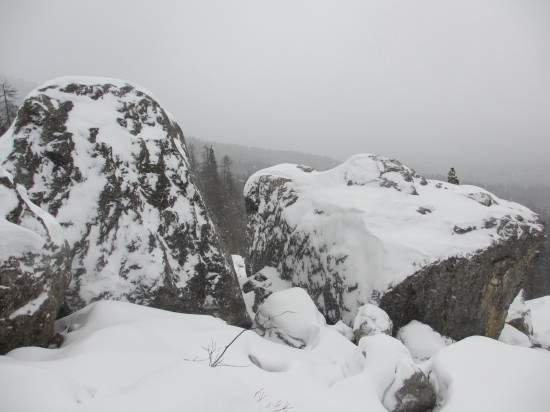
[
  {"x1": 447, "y1": 167, "x2": 460, "y2": 185},
  {"x1": 187, "y1": 142, "x2": 198, "y2": 170},
  {"x1": 0, "y1": 80, "x2": 18, "y2": 135}
]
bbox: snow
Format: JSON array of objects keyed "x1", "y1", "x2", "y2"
[
  {"x1": 0, "y1": 166, "x2": 64, "y2": 260},
  {"x1": 426, "y1": 336, "x2": 550, "y2": 411},
  {"x1": 246, "y1": 154, "x2": 543, "y2": 324},
  {"x1": 352, "y1": 303, "x2": 393, "y2": 336},
  {"x1": 255, "y1": 288, "x2": 326, "y2": 348},
  {"x1": 8, "y1": 291, "x2": 50, "y2": 319},
  {"x1": 498, "y1": 324, "x2": 532, "y2": 348},
  {"x1": 397, "y1": 320, "x2": 454, "y2": 362},
  {"x1": 16, "y1": 184, "x2": 65, "y2": 247},
  {"x1": 526, "y1": 296, "x2": 550, "y2": 349},
  {"x1": 232, "y1": 255, "x2": 247, "y2": 279},
  {"x1": 1, "y1": 299, "x2": 549, "y2": 412}
]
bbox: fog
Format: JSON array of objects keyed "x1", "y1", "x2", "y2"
[{"x1": 2, "y1": 0, "x2": 549, "y2": 184}]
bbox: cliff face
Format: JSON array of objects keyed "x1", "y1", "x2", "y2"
[
  {"x1": 0, "y1": 167, "x2": 71, "y2": 354},
  {"x1": 244, "y1": 154, "x2": 543, "y2": 338},
  {"x1": 0, "y1": 77, "x2": 249, "y2": 327}
]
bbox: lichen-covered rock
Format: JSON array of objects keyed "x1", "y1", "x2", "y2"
[
  {"x1": 0, "y1": 77, "x2": 249, "y2": 327},
  {"x1": 244, "y1": 154, "x2": 543, "y2": 339},
  {"x1": 0, "y1": 167, "x2": 71, "y2": 354},
  {"x1": 352, "y1": 304, "x2": 393, "y2": 343}
]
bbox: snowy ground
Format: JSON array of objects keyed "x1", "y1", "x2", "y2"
[{"x1": 1, "y1": 299, "x2": 549, "y2": 412}]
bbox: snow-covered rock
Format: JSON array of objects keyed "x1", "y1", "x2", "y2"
[
  {"x1": 343, "y1": 334, "x2": 436, "y2": 412},
  {"x1": 525, "y1": 295, "x2": 550, "y2": 350},
  {"x1": 254, "y1": 287, "x2": 326, "y2": 348},
  {"x1": 240, "y1": 265, "x2": 292, "y2": 318},
  {"x1": 244, "y1": 154, "x2": 544, "y2": 338},
  {"x1": 426, "y1": 336, "x2": 550, "y2": 411},
  {"x1": 397, "y1": 320, "x2": 453, "y2": 362},
  {"x1": 505, "y1": 290, "x2": 533, "y2": 335},
  {"x1": 0, "y1": 77, "x2": 249, "y2": 326},
  {"x1": 0, "y1": 167, "x2": 71, "y2": 354},
  {"x1": 352, "y1": 304, "x2": 393, "y2": 343}
]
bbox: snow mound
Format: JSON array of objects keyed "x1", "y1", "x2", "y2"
[
  {"x1": 352, "y1": 304, "x2": 393, "y2": 342},
  {"x1": 427, "y1": 336, "x2": 550, "y2": 411},
  {"x1": 2, "y1": 300, "x2": 548, "y2": 412},
  {"x1": 526, "y1": 296, "x2": 550, "y2": 349},
  {"x1": 397, "y1": 320, "x2": 453, "y2": 362},
  {"x1": 254, "y1": 288, "x2": 326, "y2": 348},
  {"x1": 499, "y1": 324, "x2": 532, "y2": 348},
  {"x1": 343, "y1": 334, "x2": 436, "y2": 411}
]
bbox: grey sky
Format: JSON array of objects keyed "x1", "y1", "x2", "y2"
[{"x1": 2, "y1": 0, "x2": 549, "y2": 184}]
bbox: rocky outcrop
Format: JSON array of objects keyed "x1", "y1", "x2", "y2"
[
  {"x1": 0, "y1": 77, "x2": 249, "y2": 327},
  {"x1": 0, "y1": 167, "x2": 71, "y2": 354},
  {"x1": 379, "y1": 233, "x2": 542, "y2": 340},
  {"x1": 244, "y1": 154, "x2": 544, "y2": 339}
]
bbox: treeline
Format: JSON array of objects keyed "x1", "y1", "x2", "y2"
[{"x1": 187, "y1": 143, "x2": 248, "y2": 255}]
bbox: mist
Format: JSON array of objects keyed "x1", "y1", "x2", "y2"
[{"x1": 2, "y1": 0, "x2": 549, "y2": 184}]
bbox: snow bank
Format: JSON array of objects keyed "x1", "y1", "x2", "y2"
[
  {"x1": 427, "y1": 336, "x2": 550, "y2": 411},
  {"x1": 397, "y1": 320, "x2": 453, "y2": 362},
  {"x1": 526, "y1": 296, "x2": 550, "y2": 349},
  {"x1": 1, "y1": 300, "x2": 549, "y2": 412}
]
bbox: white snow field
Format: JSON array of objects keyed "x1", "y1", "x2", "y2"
[{"x1": 1, "y1": 299, "x2": 549, "y2": 412}]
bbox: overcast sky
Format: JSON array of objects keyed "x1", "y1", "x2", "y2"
[{"x1": 2, "y1": 0, "x2": 549, "y2": 184}]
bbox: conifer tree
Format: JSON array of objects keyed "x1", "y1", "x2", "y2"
[
  {"x1": 0, "y1": 80, "x2": 18, "y2": 135},
  {"x1": 447, "y1": 167, "x2": 460, "y2": 185}
]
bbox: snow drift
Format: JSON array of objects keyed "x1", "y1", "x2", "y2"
[{"x1": 2, "y1": 300, "x2": 549, "y2": 412}]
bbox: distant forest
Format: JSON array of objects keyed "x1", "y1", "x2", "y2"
[{"x1": 187, "y1": 136, "x2": 550, "y2": 299}]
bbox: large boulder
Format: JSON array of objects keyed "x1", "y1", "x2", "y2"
[
  {"x1": 0, "y1": 167, "x2": 71, "y2": 354},
  {"x1": 244, "y1": 154, "x2": 543, "y2": 339},
  {"x1": 0, "y1": 77, "x2": 249, "y2": 327}
]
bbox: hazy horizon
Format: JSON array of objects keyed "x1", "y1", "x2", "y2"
[{"x1": 2, "y1": 0, "x2": 549, "y2": 185}]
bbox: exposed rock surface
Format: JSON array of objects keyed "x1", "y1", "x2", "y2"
[
  {"x1": 0, "y1": 77, "x2": 249, "y2": 326},
  {"x1": 0, "y1": 167, "x2": 71, "y2": 354},
  {"x1": 379, "y1": 234, "x2": 542, "y2": 340},
  {"x1": 244, "y1": 154, "x2": 543, "y2": 338}
]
